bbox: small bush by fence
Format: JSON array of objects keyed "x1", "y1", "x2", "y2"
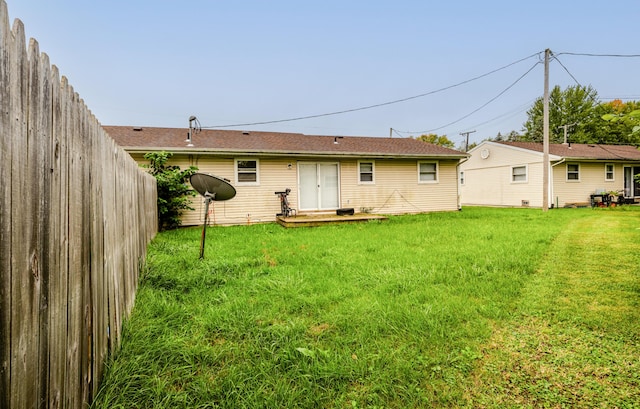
[{"x1": 0, "y1": 2, "x2": 158, "y2": 408}]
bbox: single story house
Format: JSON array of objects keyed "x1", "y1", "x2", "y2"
[
  {"x1": 459, "y1": 141, "x2": 640, "y2": 208},
  {"x1": 104, "y1": 126, "x2": 469, "y2": 226}
]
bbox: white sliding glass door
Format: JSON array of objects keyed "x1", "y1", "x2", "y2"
[{"x1": 298, "y1": 162, "x2": 339, "y2": 210}]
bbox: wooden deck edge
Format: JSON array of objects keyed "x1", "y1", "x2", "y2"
[{"x1": 276, "y1": 214, "x2": 388, "y2": 228}]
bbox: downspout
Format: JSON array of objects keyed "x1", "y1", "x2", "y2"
[{"x1": 550, "y1": 159, "x2": 566, "y2": 208}]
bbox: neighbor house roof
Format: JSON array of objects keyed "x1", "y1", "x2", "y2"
[
  {"x1": 103, "y1": 126, "x2": 468, "y2": 159},
  {"x1": 495, "y1": 141, "x2": 640, "y2": 161}
]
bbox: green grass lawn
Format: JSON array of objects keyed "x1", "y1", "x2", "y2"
[{"x1": 91, "y1": 207, "x2": 640, "y2": 408}]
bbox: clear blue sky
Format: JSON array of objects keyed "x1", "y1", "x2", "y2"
[{"x1": 7, "y1": 0, "x2": 640, "y2": 146}]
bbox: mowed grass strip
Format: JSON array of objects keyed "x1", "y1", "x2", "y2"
[
  {"x1": 91, "y1": 207, "x2": 638, "y2": 408},
  {"x1": 467, "y1": 208, "x2": 640, "y2": 408}
]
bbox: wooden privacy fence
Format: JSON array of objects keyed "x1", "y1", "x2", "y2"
[{"x1": 0, "y1": 2, "x2": 158, "y2": 408}]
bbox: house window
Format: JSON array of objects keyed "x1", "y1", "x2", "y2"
[
  {"x1": 605, "y1": 163, "x2": 615, "y2": 181},
  {"x1": 235, "y1": 159, "x2": 259, "y2": 184},
  {"x1": 511, "y1": 165, "x2": 527, "y2": 183},
  {"x1": 358, "y1": 161, "x2": 375, "y2": 184},
  {"x1": 418, "y1": 161, "x2": 438, "y2": 183},
  {"x1": 459, "y1": 171, "x2": 465, "y2": 185},
  {"x1": 567, "y1": 163, "x2": 580, "y2": 181}
]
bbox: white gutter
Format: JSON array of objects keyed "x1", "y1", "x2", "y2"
[{"x1": 122, "y1": 147, "x2": 469, "y2": 160}]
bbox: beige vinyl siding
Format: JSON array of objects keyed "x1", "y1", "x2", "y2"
[
  {"x1": 187, "y1": 157, "x2": 299, "y2": 225},
  {"x1": 552, "y1": 162, "x2": 625, "y2": 206},
  {"x1": 131, "y1": 153, "x2": 297, "y2": 225},
  {"x1": 130, "y1": 153, "x2": 461, "y2": 225},
  {"x1": 460, "y1": 142, "x2": 545, "y2": 207},
  {"x1": 340, "y1": 159, "x2": 460, "y2": 214}
]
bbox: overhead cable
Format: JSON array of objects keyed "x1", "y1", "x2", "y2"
[
  {"x1": 394, "y1": 61, "x2": 540, "y2": 134},
  {"x1": 200, "y1": 51, "x2": 543, "y2": 129},
  {"x1": 551, "y1": 53, "x2": 582, "y2": 87},
  {"x1": 461, "y1": 99, "x2": 536, "y2": 133},
  {"x1": 555, "y1": 52, "x2": 640, "y2": 58}
]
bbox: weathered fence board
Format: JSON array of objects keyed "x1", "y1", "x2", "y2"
[
  {"x1": 0, "y1": 3, "x2": 12, "y2": 408},
  {"x1": 47, "y1": 65, "x2": 67, "y2": 409},
  {"x1": 9, "y1": 17, "x2": 33, "y2": 409},
  {"x1": 0, "y1": 1, "x2": 158, "y2": 407},
  {"x1": 28, "y1": 37, "x2": 53, "y2": 409}
]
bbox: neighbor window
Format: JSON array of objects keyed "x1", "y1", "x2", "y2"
[
  {"x1": 235, "y1": 159, "x2": 259, "y2": 184},
  {"x1": 511, "y1": 165, "x2": 527, "y2": 183},
  {"x1": 567, "y1": 163, "x2": 580, "y2": 181},
  {"x1": 418, "y1": 161, "x2": 438, "y2": 183},
  {"x1": 605, "y1": 163, "x2": 614, "y2": 181},
  {"x1": 358, "y1": 161, "x2": 375, "y2": 184}
]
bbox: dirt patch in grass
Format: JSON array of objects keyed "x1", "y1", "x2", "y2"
[{"x1": 308, "y1": 323, "x2": 332, "y2": 337}]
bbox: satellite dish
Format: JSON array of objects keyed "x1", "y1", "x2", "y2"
[
  {"x1": 190, "y1": 173, "x2": 236, "y2": 201},
  {"x1": 189, "y1": 173, "x2": 236, "y2": 259}
]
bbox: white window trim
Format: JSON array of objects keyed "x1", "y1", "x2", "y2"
[
  {"x1": 566, "y1": 163, "x2": 580, "y2": 182},
  {"x1": 418, "y1": 161, "x2": 439, "y2": 184},
  {"x1": 235, "y1": 158, "x2": 260, "y2": 185},
  {"x1": 511, "y1": 164, "x2": 528, "y2": 184},
  {"x1": 357, "y1": 160, "x2": 375, "y2": 185},
  {"x1": 605, "y1": 163, "x2": 615, "y2": 181}
]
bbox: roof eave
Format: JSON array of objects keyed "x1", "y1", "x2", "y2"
[
  {"x1": 561, "y1": 156, "x2": 640, "y2": 162},
  {"x1": 121, "y1": 147, "x2": 468, "y2": 160}
]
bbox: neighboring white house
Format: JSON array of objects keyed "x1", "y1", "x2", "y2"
[
  {"x1": 460, "y1": 141, "x2": 640, "y2": 208},
  {"x1": 104, "y1": 126, "x2": 469, "y2": 225}
]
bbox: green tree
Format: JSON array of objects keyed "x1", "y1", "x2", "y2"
[
  {"x1": 601, "y1": 100, "x2": 640, "y2": 184},
  {"x1": 144, "y1": 151, "x2": 198, "y2": 230},
  {"x1": 523, "y1": 85, "x2": 600, "y2": 143},
  {"x1": 465, "y1": 141, "x2": 478, "y2": 151},
  {"x1": 490, "y1": 130, "x2": 522, "y2": 142},
  {"x1": 415, "y1": 133, "x2": 455, "y2": 148},
  {"x1": 601, "y1": 99, "x2": 640, "y2": 142}
]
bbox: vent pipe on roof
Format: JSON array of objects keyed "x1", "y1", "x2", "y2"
[
  {"x1": 559, "y1": 122, "x2": 576, "y2": 145},
  {"x1": 186, "y1": 115, "x2": 200, "y2": 147}
]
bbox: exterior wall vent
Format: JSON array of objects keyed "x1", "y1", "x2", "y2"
[{"x1": 521, "y1": 200, "x2": 530, "y2": 207}]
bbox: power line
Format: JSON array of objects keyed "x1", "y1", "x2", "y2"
[
  {"x1": 395, "y1": 50, "x2": 640, "y2": 138},
  {"x1": 555, "y1": 52, "x2": 640, "y2": 58},
  {"x1": 551, "y1": 51, "x2": 640, "y2": 106},
  {"x1": 551, "y1": 53, "x2": 581, "y2": 86},
  {"x1": 391, "y1": 128, "x2": 405, "y2": 138},
  {"x1": 461, "y1": 99, "x2": 536, "y2": 133},
  {"x1": 601, "y1": 96, "x2": 640, "y2": 100},
  {"x1": 198, "y1": 49, "x2": 638, "y2": 136},
  {"x1": 200, "y1": 51, "x2": 544, "y2": 129},
  {"x1": 394, "y1": 61, "x2": 540, "y2": 134}
]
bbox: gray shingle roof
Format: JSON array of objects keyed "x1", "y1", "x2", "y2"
[
  {"x1": 496, "y1": 141, "x2": 640, "y2": 161},
  {"x1": 103, "y1": 126, "x2": 468, "y2": 159}
]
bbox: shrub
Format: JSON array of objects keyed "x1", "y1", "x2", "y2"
[{"x1": 144, "y1": 151, "x2": 197, "y2": 230}]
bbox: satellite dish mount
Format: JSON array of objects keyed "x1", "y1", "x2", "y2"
[{"x1": 189, "y1": 173, "x2": 236, "y2": 259}]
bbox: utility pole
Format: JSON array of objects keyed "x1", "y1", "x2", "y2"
[
  {"x1": 460, "y1": 130, "x2": 476, "y2": 151},
  {"x1": 542, "y1": 49, "x2": 550, "y2": 212}
]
